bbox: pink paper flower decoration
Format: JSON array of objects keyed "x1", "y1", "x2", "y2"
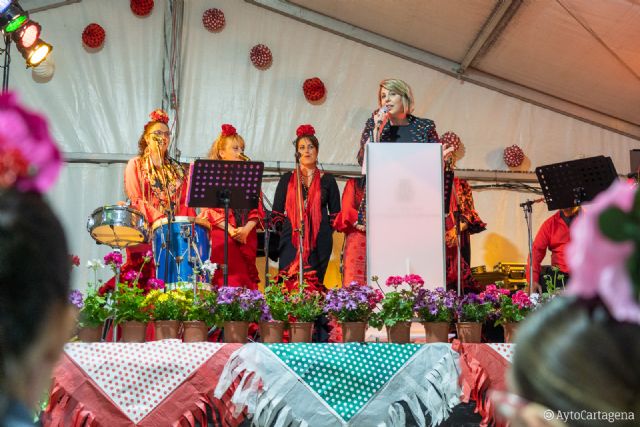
[
  {"x1": 0, "y1": 92, "x2": 61, "y2": 193},
  {"x1": 503, "y1": 145, "x2": 524, "y2": 167},
  {"x1": 567, "y1": 180, "x2": 640, "y2": 324}
]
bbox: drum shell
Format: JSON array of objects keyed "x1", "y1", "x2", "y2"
[{"x1": 87, "y1": 205, "x2": 148, "y2": 247}]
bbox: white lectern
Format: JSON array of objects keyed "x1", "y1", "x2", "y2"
[{"x1": 366, "y1": 143, "x2": 445, "y2": 292}]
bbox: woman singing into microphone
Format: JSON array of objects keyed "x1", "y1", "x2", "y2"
[
  {"x1": 198, "y1": 124, "x2": 263, "y2": 289},
  {"x1": 272, "y1": 124, "x2": 341, "y2": 285}
]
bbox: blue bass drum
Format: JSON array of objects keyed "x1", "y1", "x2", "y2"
[{"x1": 151, "y1": 216, "x2": 211, "y2": 285}]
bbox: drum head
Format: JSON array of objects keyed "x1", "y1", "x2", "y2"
[{"x1": 87, "y1": 205, "x2": 148, "y2": 247}]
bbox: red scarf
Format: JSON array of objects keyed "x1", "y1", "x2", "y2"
[{"x1": 285, "y1": 169, "x2": 322, "y2": 265}]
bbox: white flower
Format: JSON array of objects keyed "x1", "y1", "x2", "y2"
[
  {"x1": 86, "y1": 259, "x2": 104, "y2": 271},
  {"x1": 202, "y1": 260, "x2": 218, "y2": 276},
  {"x1": 529, "y1": 293, "x2": 541, "y2": 306}
]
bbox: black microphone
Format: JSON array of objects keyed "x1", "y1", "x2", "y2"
[
  {"x1": 295, "y1": 151, "x2": 301, "y2": 162},
  {"x1": 627, "y1": 172, "x2": 638, "y2": 179}
]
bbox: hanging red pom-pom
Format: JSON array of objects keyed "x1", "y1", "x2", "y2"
[
  {"x1": 303, "y1": 77, "x2": 326, "y2": 102},
  {"x1": 82, "y1": 23, "x2": 106, "y2": 49},
  {"x1": 130, "y1": 0, "x2": 154, "y2": 17},
  {"x1": 503, "y1": 145, "x2": 525, "y2": 167},
  {"x1": 202, "y1": 8, "x2": 225, "y2": 32},
  {"x1": 440, "y1": 131, "x2": 462, "y2": 154},
  {"x1": 250, "y1": 44, "x2": 272, "y2": 69}
]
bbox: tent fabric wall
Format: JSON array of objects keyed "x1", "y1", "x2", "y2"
[{"x1": 9, "y1": 0, "x2": 635, "y2": 290}]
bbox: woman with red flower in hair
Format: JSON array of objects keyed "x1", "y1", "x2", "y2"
[
  {"x1": 197, "y1": 124, "x2": 263, "y2": 289},
  {"x1": 271, "y1": 124, "x2": 341, "y2": 285},
  {"x1": 114, "y1": 109, "x2": 194, "y2": 293}
]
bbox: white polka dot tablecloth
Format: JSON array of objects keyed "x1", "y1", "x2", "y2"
[
  {"x1": 266, "y1": 343, "x2": 421, "y2": 421},
  {"x1": 487, "y1": 343, "x2": 515, "y2": 363},
  {"x1": 64, "y1": 340, "x2": 224, "y2": 423}
]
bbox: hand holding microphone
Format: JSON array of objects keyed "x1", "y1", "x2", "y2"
[{"x1": 372, "y1": 106, "x2": 389, "y2": 142}]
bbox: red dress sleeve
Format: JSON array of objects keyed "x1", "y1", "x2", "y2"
[
  {"x1": 124, "y1": 158, "x2": 163, "y2": 224},
  {"x1": 334, "y1": 179, "x2": 358, "y2": 233},
  {"x1": 526, "y1": 215, "x2": 553, "y2": 282}
]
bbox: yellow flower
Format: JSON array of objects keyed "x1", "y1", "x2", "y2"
[{"x1": 158, "y1": 293, "x2": 169, "y2": 303}]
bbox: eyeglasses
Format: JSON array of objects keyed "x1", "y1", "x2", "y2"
[{"x1": 151, "y1": 130, "x2": 171, "y2": 137}]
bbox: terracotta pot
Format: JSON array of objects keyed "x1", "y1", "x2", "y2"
[
  {"x1": 422, "y1": 322, "x2": 450, "y2": 343},
  {"x1": 341, "y1": 321, "x2": 367, "y2": 343},
  {"x1": 155, "y1": 320, "x2": 181, "y2": 340},
  {"x1": 259, "y1": 320, "x2": 285, "y2": 343},
  {"x1": 456, "y1": 322, "x2": 482, "y2": 343},
  {"x1": 78, "y1": 325, "x2": 103, "y2": 342},
  {"x1": 120, "y1": 321, "x2": 147, "y2": 342},
  {"x1": 502, "y1": 322, "x2": 519, "y2": 343},
  {"x1": 182, "y1": 321, "x2": 208, "y2": 342},
  {"x1": 386, "y1": 321, "x2": 412, "y2": 344},
  {"x1": 223, "y1": 321, "x2": 250, "y2": 343},
  {"x1": 289, "y1": 322, "x2": 314, "y2": 343}
]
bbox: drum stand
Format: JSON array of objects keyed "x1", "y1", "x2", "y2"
[{"x1": 184, "y1": 222, "x2": 205, "y2": 302}]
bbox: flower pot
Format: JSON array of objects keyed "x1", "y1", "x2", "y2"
[
  {"x1": 502, "y1": 322, "x2": 519, "y2": 343},
  {"x1": 223, "y1": 321, "x2": 250, "y2": 343},
  {"x1": 182, "y1": 321, "x2": 208, "y2": 342},
  {"x1": 120, "y1": 321, "x2": 147, "y2": 342},
  {"x1": 456, "y1": 322, "x2": 482, "y2": 343},
  {"x1": 155, "y1": 320, "x2": 181, "y2": 340},
  {"x1": 78, "y1": 325, "x2": 103, "y2": 342},
  {"x1": 341, "y1": 322, "x2": 367, "y2": 343},
  {"x1": 386, "y1": 321, "x2": 412, "y2": 344},
  {"x1": 422, "y1": 322, "x2": 450, "y2": 343},
  {"x1": 289, "y1": 322, "x2": 314, "y2": 343},
  {"x1": 259, "y1": 320, "x2": 285, "y2": 343}
]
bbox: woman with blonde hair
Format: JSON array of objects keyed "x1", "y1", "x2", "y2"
[{"x1": 198, "y1": 124, "x2": 263, "y2": 289}]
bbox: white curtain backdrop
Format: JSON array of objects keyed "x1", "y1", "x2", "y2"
[{"x1": 7, "y1": 0, "x2": 637, "y2": 290}]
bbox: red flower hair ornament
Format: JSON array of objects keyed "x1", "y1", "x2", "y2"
[
  {"x1": 149, "y1": 109, "x2": 169, "y2": 125},
  {"x1": 221, "y1": 124, "x2": 237, "y2": 137},
  {"x1": 296, "y1": 124, "x2": 315, "y2": 138}
]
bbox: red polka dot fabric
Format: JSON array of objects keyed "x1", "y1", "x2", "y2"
[
  {"x1": 487, "y1": 343, "x2": 515, "y2": 362},
  {"x1": 64, "y1": 340, "x2": 225, "y2": 422}
]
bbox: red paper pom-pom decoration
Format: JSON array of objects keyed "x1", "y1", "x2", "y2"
[
  {"x1": 130, "y1": 0, "x2": 154, "y2": 17},
  {"x1": 440, "y1": 131, "x2": 462, "y2": 154},
  {"x1": 296, "y1": 124, "x2": 316, "y2": 138},
  {"x1": 303, "y1": 77, "x2": 326, "y2": 102},
  {"x1": 504, "y1": 144, "x2": 525, "y2": 167},
  {"x1": 221, "y1": 124, "x2": 237, "y2": 137},
  {"x1": 202, "y1": 8, "x2": 225, "y2": 32},
  {"x1": 82, "y1": 23, "x2": 105, "y2": 49},
  {"x1": 250, "y1": 44, "x2": 272, "y2": 69}
]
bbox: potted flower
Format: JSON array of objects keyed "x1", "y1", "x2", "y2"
[
  {"x1": 494, "y1": 290, "x2": 533, "y2": 342},
  {"x1": 143, "y1": 288, "x2": 189, "y2": 340},
  {"x1": 214, "y1": 287, "x2": 266, "y2": 343},
  {"x1": 414, "y1": 287, "x2": 457, "y2": 343},
  {"x1": 183, "y1": 289, "x2": 216, "y2": 342},
  {"x1": 325, "y1": 281, "x2": 383, "y2": 342},
  {"x1": 261, "y1": 280, "x2": 290, "y2": 343},
  {"x1": 455, "y1": 293, "x2": 493, "y2": 343},
  {"x1": 287, "y1": 290, "x2": 324, "y2": 343},
  {"x1": 369, "y1": 275, "x2": 422, "y2": 343},
  {"x1": 70, "y1": 289, "x2": 109, "y2": 342},
  {"x1": 114, "y1": 284, "x2": 150, "y2": 342}
]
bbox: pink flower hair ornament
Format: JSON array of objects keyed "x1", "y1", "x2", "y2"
[
  {"x1": 567, "y1": 180, "x2": 640, "y2": 324},
  {"x1": 0, "y1": 92, "x2": 62, "y2": 194},
  {"x1": 149, "y1": 109, "x2": 169, "y2": 125}
]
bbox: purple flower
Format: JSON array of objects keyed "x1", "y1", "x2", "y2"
[{"x1": 68, "y1": 290, "x2": 84, "y2": 309}]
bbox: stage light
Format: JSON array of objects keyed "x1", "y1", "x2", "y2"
[
  {"x1": 0, "y1": 2, "x2": 28, "y2": 33},
  {"x1": 19, "y1": 38, "x2": 51, "y2": 67},
  {"x1": 14, "y1": 20, "x2": 39, "y2": 48}
]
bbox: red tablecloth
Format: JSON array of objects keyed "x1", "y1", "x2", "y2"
[
  {"x1": 43, "y1": 342, "x2": 244, "y2": 427},
  {"x1": 453, "y1": 341, "x2": 514, "y2": 427}
]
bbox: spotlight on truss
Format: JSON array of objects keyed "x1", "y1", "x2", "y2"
[{"x1": 0, "y1": 1, "x2": 53, "y2": 68}]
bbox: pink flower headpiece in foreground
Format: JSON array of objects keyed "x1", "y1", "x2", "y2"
[
  {"x1": 0, "y1": 92, "x2": 61, "y2": 193},
  {"x1": 567, "y1": 180, "x2": 640, "y2": 324}
]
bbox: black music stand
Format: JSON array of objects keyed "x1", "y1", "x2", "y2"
[
  {"x1": 188, "y1": 159, "x2": 264, "y2": 286},
  {"x1": 536, "y1": 156, "x2": 618, "y2": 211}
]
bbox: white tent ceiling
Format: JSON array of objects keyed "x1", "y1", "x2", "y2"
[{"x1": 269, "y1": 0, "x2": 640, "y2": 139}]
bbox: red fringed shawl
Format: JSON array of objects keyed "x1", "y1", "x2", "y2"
[{"x1": 284, "y1": 169, "x2": 322, "y2": 265}]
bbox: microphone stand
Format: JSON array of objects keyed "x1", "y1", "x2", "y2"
[
  {"x1": 520, "y1": 199, "x2": 535, "y2": 294},
  {"x1": 262, "y1": 192, "x2": 274, "y2": 282},
  {"x1": 295, "y1": 153, "x2": 305, "y2": 289}
]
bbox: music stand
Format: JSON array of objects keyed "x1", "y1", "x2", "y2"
[
  {"x1": 188, "y1": 159, "x2": 264, "y2": 286},
  {"x1": 536, "y1": 156, "x2": 617, "y2": 210}
]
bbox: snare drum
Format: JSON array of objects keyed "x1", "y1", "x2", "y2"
[
  {"x1": 87, "y1": 205, "x2": 149, "y2": 247},
  {"x1": 152, "y1": 216, "x2": 211, "y2": 285}
]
